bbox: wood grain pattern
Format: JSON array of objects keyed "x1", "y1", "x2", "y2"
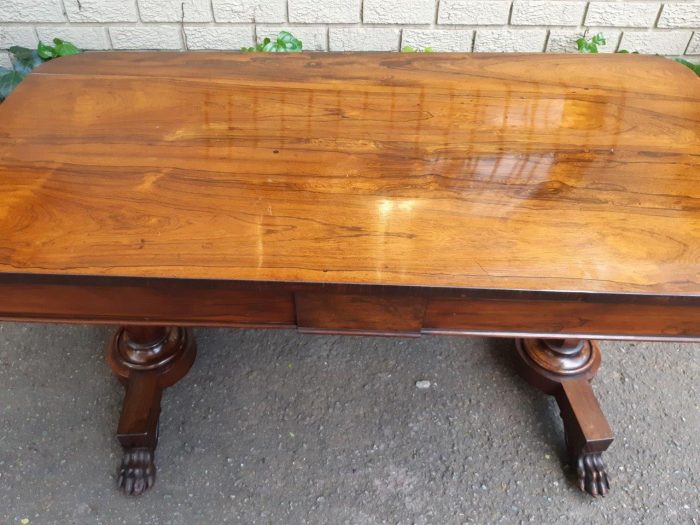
[
  {"x1": 296, "y1": 292, "x2": 426, "y2": 335},
  {"x1": 422, "y1": 294, "x2": 700, "y2": 339},
  {"x1": 1, "y1": 52, "x2": 698, "y2": 295},
  {"x1": 0, "y1": 275, "x2": 698, "y2": 340},
  {"x1": 0, "y1": 53, "x2": 696, "y2": 497}
]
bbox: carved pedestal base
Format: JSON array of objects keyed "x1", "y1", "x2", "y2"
[
  {"x1": 515, "y1": 338, "x2": 613, "y2": 497},
  {"x1": 106, "y1": 326, "x2": 196, "y2": 496}
]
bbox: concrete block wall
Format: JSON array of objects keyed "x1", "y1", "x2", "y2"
[{"x1": 1, "y1": 0, "x2": 699, "y2": 67}]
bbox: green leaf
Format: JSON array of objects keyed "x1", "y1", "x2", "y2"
[
  {"x1": 241, "y1": 32, "x2": 302, "y2": 52},
  {"x1": 8, "y1": 46, "x2": 43, "y2": 73},
  {"x1": 591, "y1": 34, "x2": 606, "y2": 46},
  {"x1": 402, "y1": 45, "x2": 433, "y2": 53},
  {"x1": 53, "y1": 38, "x2": 81, "y2": 57},
  {"x1": 0, "y1": 69, "x2": 26, "y2": 101},
  {"x1": 268, "y1": 32, "x2": 303, "y2": 52},
  {"x1": 277, "y1": 31, "x2": 295, "y2": 44},
  {"x1": 9, "y1": 46, "x2": 36, "y2": 62},
  {"x1": 278, "y1": 32, "x2": 302, "y2": 51},
  {"x1": 37, "y1": 41, "x2": 57, "y2": 60},
  {"x1": 261, "y1": 39, "x2": 277, "y2": 52},
  {"x1": 576, "y1": 33, "x2": 605, "y2": 53},
  {"x1": 575, "y1": 37, "x2": 592, "y2": 53}
]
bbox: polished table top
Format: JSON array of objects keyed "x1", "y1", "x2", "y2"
[{"x1": 0, "y1": 52, "x2": 698, "y2": 295}]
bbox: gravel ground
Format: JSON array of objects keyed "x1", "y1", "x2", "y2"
[{"x1": 0, "y1": 323, "x2": 698, "y2": 525}]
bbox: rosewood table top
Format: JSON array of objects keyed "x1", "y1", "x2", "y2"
[{"x1": 1, "y1": 52, "x2": 698, "y2": 296}]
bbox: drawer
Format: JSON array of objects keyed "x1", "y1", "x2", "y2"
[{"x1": 295, "y1": 292, "x2": 426, "y2": 336}]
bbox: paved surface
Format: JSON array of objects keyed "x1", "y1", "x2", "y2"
[{"x1": 0, "y1": 323, "x2": 698, "y2": 525}]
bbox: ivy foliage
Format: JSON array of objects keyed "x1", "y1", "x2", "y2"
[
  {"x1": 242, "y1": 31, "x2": 303, "y2": 52},
  {"x1": 401, "y1": 46, "x2": 434, "y2": 53},
  {"x1": 0, "y1": 70, "x2": 24, "y2": 101},
  {"x1": 37, "y1": 38, "x2": 80, "y2": 60},
  {"x1": 576, "y1": 32, "x2": 699, "y2": 77},
  {"x1": 0, "y1": 38, "x2": 81, "y2": 102},
  {"x1": 575, "y1": 33, "x2": 606, "y2": 53}
]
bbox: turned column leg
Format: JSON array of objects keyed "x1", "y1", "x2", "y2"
[
  {"x1": 106, "y1": 326, "x2": 196, "y2": 495},
  {"x1": 514, "y1": 338, "x2": 613, "y2": 497}
]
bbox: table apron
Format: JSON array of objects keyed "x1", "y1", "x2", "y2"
[{"x1": 0, "y1": 279, "x2": 698, "y2": 341}]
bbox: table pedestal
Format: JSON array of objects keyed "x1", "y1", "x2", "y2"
[
  {"x1": 105, "y1": 329, "x2": 615, "y2": 497},
  {"x1": 106, "y1": 326, "x2": 196, "y2": 495},
  {"x1": 515, "y1": 338, "x2": 614, "y2": 497}
]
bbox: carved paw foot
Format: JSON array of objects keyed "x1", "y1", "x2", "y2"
[
  {"x1": 576, "y1": 452, "x2": 610, "y2": 497},
  {"x1": 118, "y1": 447, "x2": 156, "y2": 496}
]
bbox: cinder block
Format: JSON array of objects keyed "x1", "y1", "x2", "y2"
[
  {"x1": 64, "y1": 0, "x2": 139, "y2": 22},
  {"x1": 686, "y1": 32, "x2": 700, "y2": 54},
  {"x1": 139, "y1": 0, "x2": 213, "y2": 22},
  {"x1": 658, "y1": 3, "x2": 700, "y2": 29},
  {"x1": 183, "y1": 26, "x2": 253, "y2": 49},
  {"x1": 547, "y1": 29, "x2": 621, "y2": 52},
  {"x1": 289, "y1": 0, "x2": 361, "y2": 24},
  {"x1": 438, "y1": 0, "x2": 511, "y2": 25},
  {"x1": 402, "y1": 29, "x2": 474, "y2": 51},
  {"x1": 213, "y1": 0, "x2": 286, "y2": 23},
  {"x1": 364, "y1": 0, "x2": 435, "y2": 24},
  {"x1": 619, "y1": 30, "x2": 693, "y2": 54},
  {"x1": 585, "y1": 2, "x2": 660, "y2": 27},
  {"x1": 0, "y1": 0, "x2": 65, "y2": 22},
  {"x1": 110, "y1": 25, "x2": 183, "y2": 49},
  {"x1": 329, "y1": 27, "x2": 400, "y2": 51},
  {"x1": 256, "y1": 26, "x2": 328, "y2": 51},
  {"x1": 0, "y1": 51, "x2": 12, "y2": 68},
  {"x1": 474, "y1": 28, "x2": 547, "y2": 52},
  {"x1": 511, "y1": 1, "x2": 586, "y2": 26},
  {"x1": 0, "y1": 26, "x2": 39, "y2": 49},
  {"x1": 36, "y1": 27, "x2": 110, "y2": 50}
]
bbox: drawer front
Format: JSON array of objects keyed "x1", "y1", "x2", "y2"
[
  {"x1": 423, "y1": 296, "x2": 700, "y2": 339},
  {"x1": 295, "y1": 293, "x2": 426, "y2": 336}
]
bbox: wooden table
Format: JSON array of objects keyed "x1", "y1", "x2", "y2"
[{"x1": 1, "y1": 52, "x2": 698, "y2": 498}]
